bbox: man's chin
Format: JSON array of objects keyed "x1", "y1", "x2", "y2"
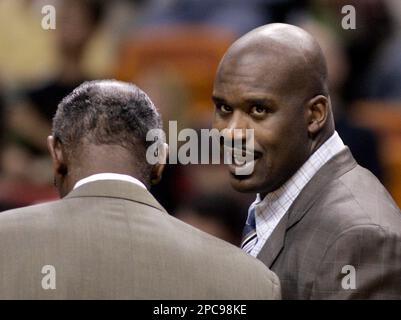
[{"x1": 229, "y1": 173, "x2": 260, "y2": 193}]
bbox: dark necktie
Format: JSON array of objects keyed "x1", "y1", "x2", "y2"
[{"x1": 241, "y1": 206, "x2": 257, "y2": 254}]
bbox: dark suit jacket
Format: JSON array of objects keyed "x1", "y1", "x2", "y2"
[
  {"x1": 0, "y1": 180, "x2": 280, "y2": 299},
  {"x1": 257, "y1": 148, "x2": 401, "y2": 299}
]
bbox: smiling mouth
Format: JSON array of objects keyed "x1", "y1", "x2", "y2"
[
  {"x1": 229, "y1": 148, "x2": 262, "y2": 163},
  {"x1": 226, "y1": 149, "x2": 263, "y2": 176}
]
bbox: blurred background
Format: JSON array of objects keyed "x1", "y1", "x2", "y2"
[{"x1": 0, "y1": 0, "x2": 401, "y2": 246}]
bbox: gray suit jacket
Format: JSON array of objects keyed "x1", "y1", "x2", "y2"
[
  {"x1": 0, "y1": 180, "x2": 280, "y2": 299},
  {"x1": 257, "y1": 148, "x2": 401, "y2": 299}
]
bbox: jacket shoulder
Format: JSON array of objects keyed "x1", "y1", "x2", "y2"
[
  {"x1": 155, "y1": 213, "x2": 281, "y2": 299},
  {"x1": 306, "y1": 164, "x2": 401, "y2": 237},
  {"x1": 0, "y1": 200, "x2": 62, "y2": 221}
]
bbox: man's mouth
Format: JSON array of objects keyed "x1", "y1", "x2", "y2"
[{"x1": 226, "y1": 148, "x2": 263, "y2": 176}]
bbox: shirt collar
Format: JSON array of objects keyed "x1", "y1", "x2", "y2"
[
  {"x1": 73, "y1": 173, "x2": 147, "y2": 190},
  {"x1": 257, "y1": 131, "x2": 345, "y2": 199},
  {"x1": 246, "y1": 131, "x2": 346, "y2": 256},
  {"x1": 254, "y1": 131, "x2": 346, "y2": 223}
]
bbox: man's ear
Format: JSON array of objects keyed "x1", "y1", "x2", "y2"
[
  {"x1": 305, "y1": 95, "x2": 330, "y2": 136},
  {"x1": 47, "y1": 135, "x2": 68, "y2": 177},
  {"x1": 150, "y1": 142, "x2": 168, "y2": 186}
]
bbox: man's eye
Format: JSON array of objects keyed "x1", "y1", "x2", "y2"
[
  {"x1": 250, "y1": 105, "x2": 267, "y2": 116},
  {"x1": 218, "y1": 104, "x2": 233, "y2": 114}
]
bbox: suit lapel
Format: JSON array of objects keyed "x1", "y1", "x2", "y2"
[
  {"x1": 257, "y1": 148, "x2": 357, "y2": 268},
  {"x1": 286, "y1": 147, "x2": 357, "y2": 228},
  {"x1": 64, "y1": 180, "x2": 167, "y2": 213},
  {"x1": 257, "y1": 212, "x2": 288, "y2": 267}
]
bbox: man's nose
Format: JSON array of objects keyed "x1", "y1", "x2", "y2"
[{"x1": 222, "y1": 111, "x2": 248, "y2": 142}]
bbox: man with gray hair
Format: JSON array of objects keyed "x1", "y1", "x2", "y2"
[{"x1": 0, "y1": 80, "x2": 280, "y2": 299}]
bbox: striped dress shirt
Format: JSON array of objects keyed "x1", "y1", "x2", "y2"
[{"x1": 247, "y1": 131, "x2": 346, "y2": 257}]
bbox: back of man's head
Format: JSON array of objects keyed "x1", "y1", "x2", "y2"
[{"x1": 50, "y1": 80, "x2": 163, "y2": 197}]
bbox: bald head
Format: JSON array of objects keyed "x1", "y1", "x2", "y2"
[{"x1": 218, "y1": 23, "x2": 329, "y2": 103}]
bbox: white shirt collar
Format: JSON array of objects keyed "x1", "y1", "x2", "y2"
[
  {"x1": 73, "y1": 173, "x2": 147, "y2": 190},
  {"x1": 247, "y1": 131, "x2": 346, "y2": 257}
]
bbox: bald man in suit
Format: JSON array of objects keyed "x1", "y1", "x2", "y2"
[
  {"x1": 212, "y1": 23, "x2": 401, "y2": 299},
  {"x1": 0, "y1": 80, "x2": 280, "y2": 299}
]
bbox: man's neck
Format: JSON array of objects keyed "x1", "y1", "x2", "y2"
[{"x1": 310, "y1": 129, "x2": 335, "y2": 155}]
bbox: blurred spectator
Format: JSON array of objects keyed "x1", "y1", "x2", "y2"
[
  {"x1": 136, "y1": 0, "x2": 266, "y2": 35},
  {"x1": 363, "y1": 0, "x2": 401, "y2": 100},
  {"x1": 366, "y1": 35, "x2": 401, "y2": 100},
  {"x1": 300, "y1": 19, "x2": 383, "y2": 180},
  {"x1": 0, "y1": 0, "x2": 109, "y2": 207},
  {"x1": 176, "y1": 193, "x2": 247, "y2": 245},
  {"x1": 0, "y1": 0, "x2": 57, "y2": 86},
  {"x1": 135, "y1": 0, "x2": 307, "y2": 35},
  {"x1": 8, "y1": 0, "x2": 106, "y2": 155},
  {"x1": 308, "y1": 0, "x2": 394, "y2": 103}
]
